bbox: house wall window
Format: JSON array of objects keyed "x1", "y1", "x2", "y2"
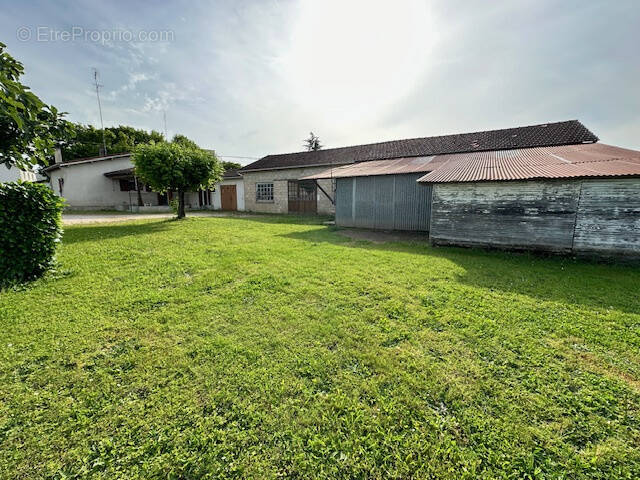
[
  {"x1": 119, "y1": 179, "x2": 137, "y2": 191},
  {"x1": 256, "y1": 182, "x2": 274, "y2": 202},
  {"x1": 118, "y1": 178, "x2": 151, "y2": 192},
  {"x1": 199, "y1": 189, "x2": 212, "y2": 206}
]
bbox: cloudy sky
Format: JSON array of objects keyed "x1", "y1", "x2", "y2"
[{"x1": 3, "y1": 0, "x2": 639, "y2": 163}]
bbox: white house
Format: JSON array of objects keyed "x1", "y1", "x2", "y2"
[
  {"x1": 43, "y1": 152, "x2": 245, "y2": 211},
  {"x1": 211, "y1": 169, "x2": 245, "y2": 211},
  {"x1": 0, "y1": 164, "x2": 40, "y2": 183}
]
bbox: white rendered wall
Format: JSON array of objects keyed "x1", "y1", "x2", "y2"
[
  {"x1": 212, "y1": 178, "x2": 245, "y2": 211},
  {"x1": 48, "y1": 156, "x2": 159, "y2": 209},
  {"x1": 0, "y1": 164, "x2": 37, "y2": 182}
]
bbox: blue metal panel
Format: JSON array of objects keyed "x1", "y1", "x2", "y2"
[
  {"x1": 354, "y1": 176, "x2": 376, "y2": 228},
  {"x1": 335, "y1": 178, "x2": 354, "y2": 226},
  {"x1": 394, "y1": 174, "x2": 432, "y2": 231},
  {"x1": 334, "y1": 173, "x2": 432, "y2": 231},
  {"x1": 374, "y1": 176, "x2": 395, "y2": 229}
]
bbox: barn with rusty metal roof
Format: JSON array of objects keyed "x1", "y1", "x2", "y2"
[
  {"x1": 240, "y1": 119, "x2": 601, "y2": 217},
  {"x1": 298, "y1": 120, "x2": 640, "y2": 257}
]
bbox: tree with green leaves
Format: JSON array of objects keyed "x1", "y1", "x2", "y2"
[
  {"x1": 304, "y1": 132, "x2": 322, "y2": 151},
  {"x1": 59, "y1": 122, "x2": 164, "y2": 161},
  {"x1": 221, "y1": 161, "x2": 242, "y2": 171},
  {"x1": 132, "y1": 141, "x2": 222, "y2": 219},
  {"x1": 0, "y1": 42, "x2": 67, "y2": 170}
]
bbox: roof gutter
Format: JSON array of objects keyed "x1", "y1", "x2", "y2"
[{"x1": 42, "y1": 153, "x2": 131, "y2": 172}]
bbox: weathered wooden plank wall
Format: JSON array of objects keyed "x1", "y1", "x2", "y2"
[
  {"x1": 430, "y1": 178, "x2": 640, "y2": 256},
  {"x1": 574, "y1": 179, "x2": 640, "y2": 255},
  {"x1": 430, "y1": 181, "x2": 581, "y2": 252}
]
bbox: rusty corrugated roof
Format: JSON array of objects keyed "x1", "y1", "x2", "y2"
[
  {"x1": 242, "y1": 120, "x2": 597, "y2": 172},
  {"x1": 301, "y1": 156, "x2": 435, "y2": 179},
  {"x1": 417, "y1": 143, "x2": 640, "y2": 183}
]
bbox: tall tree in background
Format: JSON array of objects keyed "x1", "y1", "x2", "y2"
[
  {"x1": 221, "y1": 161, "x2": 241, "y2": 171},
  {"x1": 0, "y1": 42, "x2": 67, "y2": 170},
  {"x1": 59, "y1": 123, "x2": 164, "y2": 161},
  {"x1": 304, "y1": 132, "x2": 322, "y2": 151},
  {"x1": 132, "y1": 139, "x2": 222, "y2": 219}
]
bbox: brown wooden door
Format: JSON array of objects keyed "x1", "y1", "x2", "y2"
[
  {"x1": 220, "y1": 185, "x2": 237, "y2": 211},
  {"x1": 288, "y1": 180, "x2": 317, "y2": 214}
]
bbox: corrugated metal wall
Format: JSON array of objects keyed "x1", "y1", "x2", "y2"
[
  {"x1": 335, "y1": 173, "x2": 432, "y2": 231},
  {"x1": 335, "y1": 178, "x2": 354, "y2": 226}
]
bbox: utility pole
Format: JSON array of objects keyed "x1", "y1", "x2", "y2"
[{"x1": 92, "y1": 68, "x2": 107, "y2": 155}]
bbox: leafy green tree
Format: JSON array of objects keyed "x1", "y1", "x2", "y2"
[
  {"x1": 222, "y1": 161, "x2": 242, "y2": 171},
  {"x1": 132, "y1": 141, "x2": 222, "y2": 219},
  {"x1": 60, "y1": 122, "x2": 164, "y2": 160},
  {"x1": 0, "y1": 42, "x2": 67, "y2": 170},
  {"x1": 171, "y1": 134, "x2": 199, "y2": 149},
  {"x1": 304, "y1": 132, "x2": 322, "y2": 151}
]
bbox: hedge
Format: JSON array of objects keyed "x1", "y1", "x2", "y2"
[{"x1": 0, "y1": 181, "x2": 65, "y2": 287}]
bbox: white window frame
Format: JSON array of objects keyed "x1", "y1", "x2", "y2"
[{"x1": 256, "y1": 182, "x2": 274, "y2": 202}]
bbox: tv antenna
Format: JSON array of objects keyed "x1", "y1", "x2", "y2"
[
  {"x1": 92, "y1": 68, "x2": 107, "y2": 155},
  {"x1": 163, "y1": 110, "x2": 168, "y2": 139}
]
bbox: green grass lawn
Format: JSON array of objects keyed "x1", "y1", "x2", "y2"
[{"x1": 1, "y1": 216, "x2": 639, "y2": 479}]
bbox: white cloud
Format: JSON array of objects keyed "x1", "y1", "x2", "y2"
[{"x1": 3, "y1": 0, "x2": 639, "y2": 158}]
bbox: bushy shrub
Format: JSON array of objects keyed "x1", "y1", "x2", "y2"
[{"x1": 0, "y1": 181, "x2": 64, "y2": 287}]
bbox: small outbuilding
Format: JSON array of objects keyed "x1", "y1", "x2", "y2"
[
  {"x1": 304, "y1": 157, "x2": 434, "y2": 230},
  {"x1": 301, "y1": 120, "x2": 640, "y2": 257},
  {"x1": 418, "y1": 142, "x2": 640, "y2": 256}
]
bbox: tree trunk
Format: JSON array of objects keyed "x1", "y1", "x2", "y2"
[
  {"x1": 136, "y1": 177, "x2": 144, "y2": 207},
  {"x1": 177, "y1": 189, "x2": 186, "y2": 218}
]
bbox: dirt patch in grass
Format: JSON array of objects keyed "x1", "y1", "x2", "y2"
[{"x1": 336, "y1": 227, "x2": 429, "y2": 244}]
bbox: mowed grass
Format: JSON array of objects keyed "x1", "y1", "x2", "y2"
[{"x1": 1, "y1": 215, "x2": 639, "y2": 479}]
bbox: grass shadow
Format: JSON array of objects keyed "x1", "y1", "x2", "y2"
[
  {"x1": 281, "y1": 226, "x2": 640, "y2": 314},
  {"x1": 203, "y1": 212, "x2": 333, "y2": 225},
  {"x1": 62, "y1": 219, "x2": 174, "y2": 245}
]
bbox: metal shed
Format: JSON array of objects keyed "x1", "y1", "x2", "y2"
[{"x1": 303, "y1": 157, "x2": 434, "y2": 231}]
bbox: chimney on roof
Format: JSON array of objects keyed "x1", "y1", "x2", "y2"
[{"x1": 54, "y1": 148, "x2": 63, "y2": 164}]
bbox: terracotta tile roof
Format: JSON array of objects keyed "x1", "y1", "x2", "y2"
[
  {"x1": 417, "y1": 143, "x2": 640, "y2": 183},
  {"x1": 241, "y1": 120, "x2": 597, "y2": 172}
]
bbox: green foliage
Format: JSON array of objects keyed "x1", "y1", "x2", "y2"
[
  {"x1": 133, "y1": 142, "x2": 221, "y2": 193},
  {"x1": 59, "y1": 122, "x2": 164, "y2": 161},
  {"x1": 171, "y1": 133, "x2": 199, "y2": 149},
  {"x1": 169, "y1": 197, "x2": 179, "y2": 215},
  {"x1": 222, "y1": 161, "x2": 242, "y2": 171},
  {"x1": 0, "y1": 181, "x2": 64, "y2": 287},
  {"x1": 132, "y1": 141, "x2": 222, "y2": 218},
  {"x1": 304, "y1": 131, "x2": 322, "y2": 151},
  {"x1": 0, "y1": 42, "x2": 67, "y2": 170},
  {"x1": 1, "y1": 216, "x2": 639, "y2": 478}
]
